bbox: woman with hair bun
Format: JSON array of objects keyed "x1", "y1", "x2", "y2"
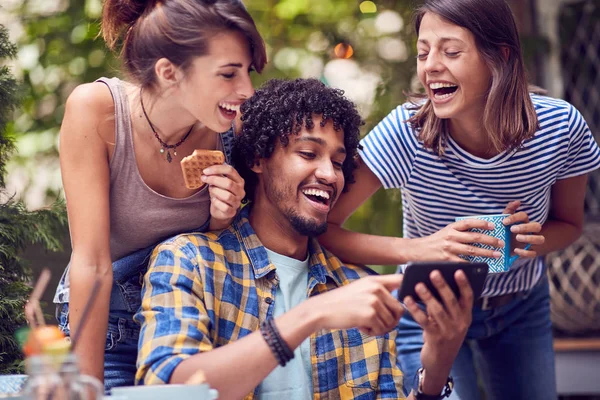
[
  {"x1": 321, "y1": 0, "x2": 600, "y2": 398},
  {"x1": 53, "y1": 0, "x2": 266, "y2": 390}
]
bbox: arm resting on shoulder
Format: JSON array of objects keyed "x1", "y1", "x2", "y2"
[{"x1": 320, "y1": 160, "x2": 416, "y2": 265}]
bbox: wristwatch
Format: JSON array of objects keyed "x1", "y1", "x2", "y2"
[{"x1": 412, "y1": 367, "x2": 454, "y2": 400}]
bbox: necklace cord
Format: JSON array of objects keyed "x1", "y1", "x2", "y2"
[{"x1": 139, "y1": 87, "x2": 194, "y2": 162}]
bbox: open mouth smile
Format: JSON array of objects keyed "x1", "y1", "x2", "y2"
[
  {"x1": 429, "y1": 82, "x2": 459, "y2": 102},
  {"x1": 218, "y1": 102, "x2": 240, "y2": 120},
  {"x1": 301, "y1": 188, "x2": 332, "y2": 213}
]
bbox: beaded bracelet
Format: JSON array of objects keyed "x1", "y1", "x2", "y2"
[
  {"x1": 260, "y1": 319, "x2": 294, "y2": 366},
  {"x1": 268, "y1": 321, "x2": 288, "y2": 365},
  {"x1": 267, "y1": 318, "x2": 294, "y2": 362},
  {"x1": 260, "y1": 321, "x2": 285, "y2": 366},
  {"x1": 266, "y1": 319, "x2": 293, "y2": 366}
]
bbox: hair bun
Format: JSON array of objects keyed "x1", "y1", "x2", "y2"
[{"x1": 101, "y1": 0, "x2": 160, "y2": 51}]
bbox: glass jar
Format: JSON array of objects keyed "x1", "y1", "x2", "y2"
[{"x1": 23, "y1": 354, "x2": 103, "y2": 400}]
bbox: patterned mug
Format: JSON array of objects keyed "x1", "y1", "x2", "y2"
[{"x1": 455, "y1": 213, "x2": 531, "y2": 273}]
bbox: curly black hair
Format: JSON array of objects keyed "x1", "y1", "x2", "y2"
[{"x1": 232, "y1": 78, "x2": 364, "y2": 202}]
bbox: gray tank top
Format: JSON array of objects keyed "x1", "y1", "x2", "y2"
[
  {"x1": 104, "y1": 77, "x2": 219, "y2": 260},
  {"x1": 54, "y1": 77, "x2": 225, "y2": 303}
]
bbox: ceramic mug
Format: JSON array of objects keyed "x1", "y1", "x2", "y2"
[
  {"x1": 110, "y1": 383, "x2": 218, "y2": 400},
  {"x1": 455, "y1": 213, "x2": 531, "y2": 273}
]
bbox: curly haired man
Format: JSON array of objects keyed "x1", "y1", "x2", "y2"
[{"x1": 135, "y1": 79, "x2": 473, "y2": 400}]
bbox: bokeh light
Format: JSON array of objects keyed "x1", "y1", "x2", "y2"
[
  {"x1": 377, "y1": 37, "x2": 408, "y2": 62},
  {"x1": 299, "y1": 56, "x2": 324, "y2": 79},
  {"x1": 323, "y1": 59, "x2": 381, "y2": 118},
  {"x1": 273, "y1": 47, "x2": 301, "y2": 70},
  {"x1": 359, "y1": 1, "x2": 377, "y2": 14},
  {"x1": 375, "y1": 10, "x2": 404, "y2": 34},
  {"x1": 307, "y1": 31, "x2": 330, "y2": 53},
  {"x1": 334, "y1": 43, "x2": 354, "y2": 59},
  {"x1": 357, "y1": 18, "x2": 378, "y2": 38}
]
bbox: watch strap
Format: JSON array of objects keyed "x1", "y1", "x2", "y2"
[
  {"x1": 413, "y1": 391, "x2": 447, "y2": 400},
  {"x1": 412, "y1": 367, "x2": 454, "y2": 400}
]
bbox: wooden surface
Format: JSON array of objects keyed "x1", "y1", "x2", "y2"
[{"x1": 554, "y1": 337, "x2": 600, "y2": 352}]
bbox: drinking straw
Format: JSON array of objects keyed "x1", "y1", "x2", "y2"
[
  {"x1": 25, "y1": 268, "x2": 51, "y2": 327},
  {"x1": 22, "y1": 268, "x2": 52, "y2": 357},
  {"x1": 69, "y1": 278, "x2": 102, "y2": 352},
  {"x1": 24, "y1": 302, "x2": 37, "y2": 329}
]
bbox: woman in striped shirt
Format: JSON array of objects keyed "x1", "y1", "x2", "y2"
[{"x1": 320, "y1": 0, "x2": 600, "y2": 398}]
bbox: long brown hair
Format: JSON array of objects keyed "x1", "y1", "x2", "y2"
[
  {"x1": 101, "y1": 0, "x2": 267, "y2": 88},
  {"x1": 407, "y1": 0, "x2": 540, "y2": 155}
]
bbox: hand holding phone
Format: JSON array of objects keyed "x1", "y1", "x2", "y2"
[
  {"x1": 397, "y1": 262, "x2": 488, "y2": 304},
  {"x1": 401, "y1": 264, "x2": 479, "y2": 394}
]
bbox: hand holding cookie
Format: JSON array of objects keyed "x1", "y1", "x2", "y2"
[
  {"x1": 203, "y1": 163, "x2": 245, "y2": 223},
  {"x1": 180, "y1": 149, "x2": 225, "y2": 190},
  {"x1": 181, "y1": 149, "x2": 245, "y2": 227}
]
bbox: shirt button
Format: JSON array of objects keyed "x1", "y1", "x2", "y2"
[{"x1": 265, "y1": 297, "x2": 273, "y2": 304}]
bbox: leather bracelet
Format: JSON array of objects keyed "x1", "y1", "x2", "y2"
[
  {"x1": 266, "y1": 318, "x2": 294, "y2": 362},
  {"x1": 260, "y1": 320, "x2": 284, "y2": 366}
]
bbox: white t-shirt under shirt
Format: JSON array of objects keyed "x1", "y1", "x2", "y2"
[
  {"x1": 359, "y1": 94, "x2": 600, "y2": 297},
  {"x1": 257, "y1": 248, "x2": 312, "y2": 400}
]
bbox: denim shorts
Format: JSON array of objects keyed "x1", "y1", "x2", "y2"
[
  {"x1": 57, "y1": 302, "x2": 139, "y2": 393},
  {"x1": 56, "y1": 261, "x2": 146, "y2": 393}
]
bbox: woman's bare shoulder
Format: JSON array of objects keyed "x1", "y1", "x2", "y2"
[
  {"x1": 61, "y1": 81, "x2": 117, "y2": 146},
  {"x1": 65, "y1": 81, "x2": 114, "y2": 116}
]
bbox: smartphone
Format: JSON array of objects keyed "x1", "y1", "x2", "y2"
[{"x1": 397, "y1": 262, "x2": 488, "y2": 304}]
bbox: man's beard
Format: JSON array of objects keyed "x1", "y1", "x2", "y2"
[
  {"x1": 264, "y1": 171, "x2": 329, "y2": 237},
  {"x1": 286, "y1": 208, "x2": 328, "y2": 237}
]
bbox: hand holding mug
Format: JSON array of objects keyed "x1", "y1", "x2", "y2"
[
  {"x1": 415, "y1": 219, "x2": 504, "y2": 263},
  {"x1": 455, "y1": 201, "x2": 545, "y2": 273},
  {"x1": 501, "y1": 200, "x2": 545, "y2": 258}
]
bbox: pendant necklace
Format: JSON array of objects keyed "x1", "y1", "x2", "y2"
[{"x1": 140, "y1": 88, "x2": 194, "y2": 163}]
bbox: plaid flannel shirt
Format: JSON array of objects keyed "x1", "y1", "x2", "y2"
[{"x1": 135, "y1": 206, "x2": 405, "y2": 399}]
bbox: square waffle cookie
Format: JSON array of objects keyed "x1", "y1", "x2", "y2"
[{"x1": 180, "y1": 149, "x2": 225, "y2": 189}]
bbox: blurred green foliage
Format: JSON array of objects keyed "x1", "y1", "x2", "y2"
[{"x1": 0, "y1": 23, "x2": 68, "y2": 374}]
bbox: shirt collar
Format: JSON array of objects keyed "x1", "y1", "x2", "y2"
[{"x1": 232, "y1": 206, "x2": 346, "y2": 288}]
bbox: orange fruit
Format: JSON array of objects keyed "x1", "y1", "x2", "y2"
[
  {"x1": 23, "y1": 326, "x2": 66, "y2": 356},
  {"x1": 22, "y1": 337, "x2": 40, "y2": 357},
  {"x1": 33, "y1": 326, "x2": 65, "y2": 344}
]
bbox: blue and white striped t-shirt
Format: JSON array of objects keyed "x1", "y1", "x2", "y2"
[{"x1": 359, "y1": 95, "x2": 600, "y2": 297}]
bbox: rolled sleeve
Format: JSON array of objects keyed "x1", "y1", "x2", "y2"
[
  {"x1": 135, "y1": 240, "x2": 214, "y2": 385},
  {"x1": 359, "y1": 105, "x2": 420, "y2": 190},
  {"x1": 557, "y1": 104, "x2": 600, "y2": 180}
]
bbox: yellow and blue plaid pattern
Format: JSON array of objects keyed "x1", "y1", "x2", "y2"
[{"x1": 135, "y1": 206, "x2": 404, "y2": 399}]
